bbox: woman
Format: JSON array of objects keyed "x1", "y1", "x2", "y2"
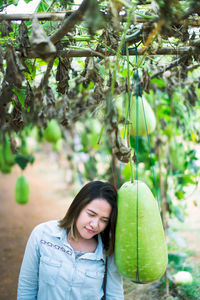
[{"x1": 17, "y1": 181, "x2": 124, "y2": 300}]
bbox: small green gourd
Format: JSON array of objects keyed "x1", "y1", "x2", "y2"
[
  {"x1": 15, "y1": 175, "x2": 30, "y2": 204},
  {"x1": 130, "y1": 97, "x2": 156, "y2": 136},
  {"x1": 43, "y1": 119, "x2": 62, "y2": 143},
  {"x1": 3, "y1": 134, "x2": 15, "y2": 166}
]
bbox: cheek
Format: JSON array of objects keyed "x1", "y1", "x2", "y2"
[
  {"x1": 100, "y1": 222, "x2": 108, "y2": 232},
  {"x1": 76, "y1": 211, "x2": 86, "y2": 226}
]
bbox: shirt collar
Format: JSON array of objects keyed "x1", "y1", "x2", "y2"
[{"x1": 49, "y1": 220, "x2": 105, "y2": 261}]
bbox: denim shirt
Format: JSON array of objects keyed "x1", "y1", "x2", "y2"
[{"x1": 17, "y1": 220, "x2": 124, "y2": 300}]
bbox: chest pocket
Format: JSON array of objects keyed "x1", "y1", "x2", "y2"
[
  {"x1": 39, "y1": 255, "x2": 62, "y2": 286},
  {"x1": 81, "y1": 269, "x2": 104, "y2": 299},
  {"x1": 85, "y1": 261, "x2": 104, "y2": 287}
]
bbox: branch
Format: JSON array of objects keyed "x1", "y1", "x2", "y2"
[
  {"x1": 50, "y1": 0, "x2": 90, "y2": 44},
  {"x1": 38, "y1": 57, "x2": 55, "y2": 90},
  {"x1": 150, "y1": 55, "x2": 188, "y2": 79}
]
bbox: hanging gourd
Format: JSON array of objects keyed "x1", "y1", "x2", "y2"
[
  {"x1": 15, "y1": 175, "x2": 30, "y2": 204},
  {"x1": 115, "y1": 180, "x2": 168, "y2": 283},
  {"x1": 0, "y1": 143, "x2": 13, "y2": 174},
  {"x1": 3, "y1": 134, "x2": 15, "y2": 166},
  {"x1": 129, "y1": 96, "x2": 156, "y2": 136},
  {"x1": 43, "y1": 119, "x2": 62, "y2": 143}
]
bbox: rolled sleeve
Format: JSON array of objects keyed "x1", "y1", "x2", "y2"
[
  {"x1": 106, "y1": 254, "x2": 124, "y2": 300},
  {"x1": 17, "y1": 226, "x2": 41, "y2": 300}
]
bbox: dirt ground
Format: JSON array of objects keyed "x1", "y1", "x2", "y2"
[
  {"x1": 0, "y1": 148, "x2": 199, "y2": 300},
  {"x1": 0, "y1": 149, "x2": 73, "y2": 300}
]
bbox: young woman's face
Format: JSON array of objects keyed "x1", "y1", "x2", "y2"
[{"x1": 76, "y1": 198, "x2": 112, "y2": 240}]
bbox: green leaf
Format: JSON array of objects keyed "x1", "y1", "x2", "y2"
[
  {"x1": 168, "y1": 252, "x2": 187, "y2": 265},
  {"x1": 173, "y1": 205, "x2": 185, "y2": 222},
  {"x1": 183, "y1": 174, "x2": 196, "y2": 185},
  {"x1": 14, "y1": 154, "x2": 29, "y2": 170},
  {"x1": 9, "y1": 0, "x2": 18, "y2": 5},
  {"x1": 151, "y1": 78, "x2": 166, "y2": 87},
  {"x1": 175, "y1": 190, "x2": 185, "y2": 200},
  {"x1": 14, "y1": 154, "x2": 35, "y2": 170},
  {"x1": 13, "y1": 87, "x2": 26, "y2": 108},
  {"x1": 36, "y1": 0, "x2": 51, "y2": 12}
]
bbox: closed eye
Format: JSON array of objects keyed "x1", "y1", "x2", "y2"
[
  {"x1": 87, "y1": 212, "x2": 95, "y2": 217},
  {"x1": 87, "y1": 209, "x2": 110, "y2": 223},
  {"x1": 102, "y1": 219, "x2": 109, "y2": 223}
]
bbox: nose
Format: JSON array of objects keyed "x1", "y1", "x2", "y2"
[{"x1": 90, "y1": 218, "x2": 99, "y2": 229}]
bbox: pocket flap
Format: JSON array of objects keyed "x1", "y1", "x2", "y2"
[{"x1": 41, "y1": 255, "x2": 62, "y2": 267}]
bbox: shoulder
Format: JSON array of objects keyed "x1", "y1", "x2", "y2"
[{"x1": 31, "y1": 220, "x2": 61, "y2": 237}]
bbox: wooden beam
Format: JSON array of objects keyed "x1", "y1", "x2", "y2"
[
  {"x1": 0, "y1": 12, "x2": 200, "y2": 26},
  {"x1": 24, "y1": 46, "x2": 198, "y2": 59},
  {"x1": 0, "y1": 12, "x2": 65, "y2": 21}
]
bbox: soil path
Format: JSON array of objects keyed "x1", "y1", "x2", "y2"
[
  {"x1": 0, "y1": 149, "x2": 199, "y2": 300},
  {"x1": 0, "y1": 150, "x2": 73, "y2": 300}
]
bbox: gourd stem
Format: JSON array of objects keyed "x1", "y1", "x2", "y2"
[
  {"x1": 110, "y1": 5, "x2": 135, "y2": 96},
  {"x1": 126, "y1": 42, "x2": 134, "y2": 184},
  {"x1": 97, "y1": 124, "x2": 104, "y2": 145},
  {"x1": 130, "y1": 153, "x2": 134, "y2": 183}
]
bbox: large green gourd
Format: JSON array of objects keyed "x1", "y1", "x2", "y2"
[
  {"x1": 130, "y1": 97, "x2": 156, "y2": 136},
  {"x1": 15, "y1": 175, "x2": 30, "y2": 204},
  {"x1": 115, "y1": 180, "x2": 168, "y2": 283}
]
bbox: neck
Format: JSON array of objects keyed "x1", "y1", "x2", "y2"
[{"x1": 67, "y1": 235, "x2": 98, "y2": 252}]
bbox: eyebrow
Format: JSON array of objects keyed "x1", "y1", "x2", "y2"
[{"x1": 87, "y1": 209, "x2": 110, "y2": 220}]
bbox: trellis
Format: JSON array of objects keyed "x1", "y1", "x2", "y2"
[
  {"x1": 0, "y1": 0, "x2": 199, "y2": 135},
  {"x1": 1, "y1": 11, "x2": 200, "y2": 57}
]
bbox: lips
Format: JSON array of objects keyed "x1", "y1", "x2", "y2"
[{"x1": 85, "y1": 227, "x2": 96, "y2": 234}]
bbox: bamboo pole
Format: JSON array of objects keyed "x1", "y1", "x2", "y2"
[
  {"x1": 0, "y1": 12, "x2": 66, "y2": 21},
  {"x1": 0, "y1": 12, "x2": 200, "y2": 26},
  {"x1": 23, "y1": 46, "x2": 199, "y2": 59}
]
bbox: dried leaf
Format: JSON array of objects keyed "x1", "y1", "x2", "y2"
[
  {"x1": 109, "y1": 0, "x2": 124, "y2": 31},
  {"x1": 15, "y1": 52, "x2": 30, "y2": 73},
  {"x1": 5, "y1": 45, "x2": 25, "y2": 88},
  {"x1": 97, "y1": 29, "x2": 119, "y2": 52},
  {"x1": 10, "y1": 96, "x2": 24, "y2": 132},
  {"x1": 1, "y1": 20, "x2": 13, "y2": 37},
  {"x1": 83, "y1": 0, "x2": 106, "y2": 36},
  {"x1": 80, "y1": 57, "x2": 103, "y2": 88},
  {"x1": 30, "y1": 16, "x2": 56, "y2": 60},
  {"x1": 141, "y1": 70, "x2": 150, "y2": 93},
  {"x1": 25, "y1": 82, "x2": 34, "y2": 110},
  {"x1": 17, "y1": 22, "x2": 31, "y2": 48},
  {"x1": 56, "y1": 58, "x2": 71, "y2": 94},
  {"x1": 105, "y1": 95, "x2": 131, "y2": 163},
  {"x1": 44, "y1": 86, "x2": 56, "y2": 105}
]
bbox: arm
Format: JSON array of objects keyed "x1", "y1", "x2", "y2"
[
  {"x1": 106, "y1": 254, "x2": 124, "y2": 300},
  {"x1": 17, "y1": 225, "x2": 41, "y2": 300}
]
